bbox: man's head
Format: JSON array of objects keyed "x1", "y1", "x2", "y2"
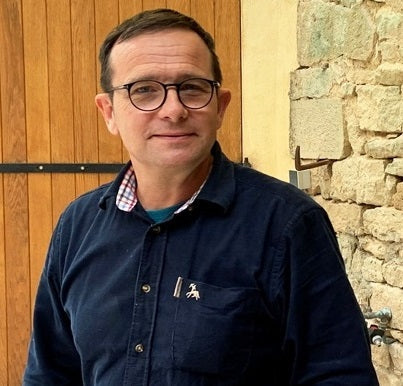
[
  {"x1": 99, "y1": 8, "x2": 223, "y2": 92},
  {"x1": 95, "y1": 9, "x2": 231, "y2": 176}
]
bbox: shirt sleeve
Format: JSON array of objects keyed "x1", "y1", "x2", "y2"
[
  {"x1": 23, "y1": 221, "x2": 83, "y2": 385},
  {"x1": 274, "y1": 206, "x2": 379, "y2": 385}
]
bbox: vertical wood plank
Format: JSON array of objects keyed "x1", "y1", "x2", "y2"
[
  {"x1": 119, "y1": 0, "x2": 143, "y2": 22},
  {"x1": 24, "y1": 0, "x2": 50, "y2": 163},
  {"x1": 0, "y1": 1, "x2": 27, "y2": 162},
  {"x1": 46, "y1": 0, "x2": 77, "y2": 225},
  {"x1": 0, "y1": 85, "x2": 6, "y2": 386},
  {"x1": 167, "y1": 0, "x2": 190, "y2": 15},
  {"x1": 0, "y1": 13, "x2": 7, "y2": 382},
  {"x1": 215, "y1": 0, "x2": 241, "y2": 161},
  {"x1": 71, "y1": 0, "x2": 100, "y2": 196},
  {"x1": 167, "y1": 0, "x2": 190, "y2": 14},
  {"x1": 0, "y1": 172, "x2": 6, "y2": 386},
  {"x1": 95, "y1": 0, "x2": 124, "y2": 185},
  {"x1": 190, "y1": 0, "x2": 215, "y2": 38},
  {"x1": 143, "y1": 0, "x2": 167, "y2": 10},
  {"x1": 23, "y1": 0, "x2": 53, "y2": 316},
  {"x1": 0, "y1": 0, "x2": 30, "y2": 384},
  {"x1": 118, "y1": 0, "x2": 142, "y2": 163},
  {"x1": 4, "y1": 174, "x2": 30, "y2": 386}
]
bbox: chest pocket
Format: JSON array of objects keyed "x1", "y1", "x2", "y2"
[{"x1": 172, "y1": 277, "x2": 262, "y2": 376}]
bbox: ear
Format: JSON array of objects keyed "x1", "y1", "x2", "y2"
[
  {"x1": 216, "y1": 88, "x2": 231, "y2": 129},
  {"x1": 95, "y1": 93, "x2": 119, "y2": 136}
]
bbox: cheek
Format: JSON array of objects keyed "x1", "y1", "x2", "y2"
[
  {"x1": 113, "y1": 112, "x2": 150, "y2": 144},
  {"x1": 112, "y1": 103, "x2": 145, "y2": 132}
]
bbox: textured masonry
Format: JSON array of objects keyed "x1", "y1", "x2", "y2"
[{"x1": 291, "y1": 0, "x2": 403, "y2": 383}]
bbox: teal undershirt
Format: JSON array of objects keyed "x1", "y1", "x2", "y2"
[{"x1": 146, "y1": 203, "x2": 183, "y2": 223}]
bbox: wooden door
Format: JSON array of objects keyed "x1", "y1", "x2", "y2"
[{"x1": 0, "y1": 0, "x2": 241, "y2": 384}]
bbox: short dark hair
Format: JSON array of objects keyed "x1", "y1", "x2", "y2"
[{"x1": 98, "y1": 8, "x2": 222, "y2": 92}]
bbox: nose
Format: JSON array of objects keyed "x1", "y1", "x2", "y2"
[{"x1": 157, "y1": 87, "x2": 188, "y2": 121}]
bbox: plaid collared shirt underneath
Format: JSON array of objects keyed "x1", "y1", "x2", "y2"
[{"x1": 116, "y1": 165, "x2": 206, "y2": 213}]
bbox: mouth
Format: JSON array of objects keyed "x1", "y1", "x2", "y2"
[{"x1": 152, "y1": 133, "x2": 195, "y2": 139}]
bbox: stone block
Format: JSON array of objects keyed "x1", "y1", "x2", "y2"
[
  {"x1": 290, "y1": 67, "x2": 334, "y2": 99},
  {"x1": 383, "y1": 260, "x2": 403, "y2": 288},
  {"x1": 363, "y1": 207, "x2": 403, "y2": 242},
  {"x1": 310, "y1": 166, "x2": 332, "y2": 198},
  {"x1": 389, "y1": 339, "x2": 403, "y2": 373},
  {"x1": 362, "y1": 252, "x2": 385, "y2": 283},
  {"x1": 315, "y1": 196, "x2": 364, "y2": 234},
  {"x1": 378, "y1": 41, "x2": 403, "y2": 62},
  {"x1": 290, "y1": 98, "x2": 349, "y2": 159},
  {"x1": 376, "y1": 8, "x2": 403, "y2": 42},
  {"x1": 371, "y1": 344, "x2": 391, "y2": 369},
  {"x1": 370, "y1": 283, "x2": 403, "y2": 330},
  {"x1": 393, "y1": 182, "x2": 403, "y2": 210},
  {"x1": 375, "y1": 62, "x2": 403, "y2": 86},
  {"x1": 384, "y1": 0, "x2": 403, "y2": 13},
  {"x1": 384, "y1": 0, "x2": 403, "y2": 12},
  {"x1": 336, "y1": 233, "x2": 358, "y2": 272},
  {"x1": 386, "y1": 158, "x2": 403, "y2": 177},
  {"x1": 351, "y1": 248, "x2": 365, "y2": 276},
  {"x1": 374, "y1": 365, "x2": 403, "y2": 386},
  {"x1": 356, "y1": 85, "x2": 403, "y2": 134},
  {"x1": 359, "y1": 235, "x2": 401, "y2": 261},
  {"x1": 340, "y1": 0, "x2": 364, "y2": 6},
  {"x1": 298, "y1": 0, "x2": 375, "y2": 65},
  {"x1": 366, "y1": 134, "x2": 403, "y2": 158},
  {"x1": 390, "y1": 330, "x2": 403, "y2": 344},
  {"x1": 330, "y1": 156, "x2": 397, "y2": 206}
]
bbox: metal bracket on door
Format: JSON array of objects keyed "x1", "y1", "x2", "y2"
[{"x1": 0, "y1": 163, "x2": 126, "y2": 173}]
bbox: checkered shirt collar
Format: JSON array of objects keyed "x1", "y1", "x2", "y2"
[{"x1": 116, "y1": 166, "x2": 207, "y2": 213}]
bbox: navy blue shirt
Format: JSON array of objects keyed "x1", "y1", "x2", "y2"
[{"x1": 24, "y1": 142, "x2": 378, "y2": 385}]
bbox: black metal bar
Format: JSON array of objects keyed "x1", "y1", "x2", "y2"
[{"x1": 0, "y1": 163, "x2": 126, "y2": 173}]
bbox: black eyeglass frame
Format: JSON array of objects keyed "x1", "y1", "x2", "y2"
[{"x1": 106, "y1": 77, "x2": 221, "y2": 111}]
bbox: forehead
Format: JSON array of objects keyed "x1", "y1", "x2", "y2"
[{"x1": 109, "y1": 29, "x2": 213, "y2": 81}]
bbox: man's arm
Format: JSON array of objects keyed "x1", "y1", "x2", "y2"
[
  {"x1": 279, "y1": 207, "x2": 378, "y2": 385},
  {"x1": 23, "y1": 229, "x2": 82, "y2": 385}
]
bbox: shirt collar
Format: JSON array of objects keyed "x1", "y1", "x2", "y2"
[
  {"x1": 115, "y1": 166, "x2": 209, "y2": 213},
  {"x1": 98, "y1": 141, "x2": 235, "y2": 213}
]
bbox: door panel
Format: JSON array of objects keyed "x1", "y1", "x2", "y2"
[{"x1": 0, "y1": 0, "x2": 241, "y2": 384}]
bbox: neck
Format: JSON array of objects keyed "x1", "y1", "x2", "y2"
[{"x1": 133, "y1": 156, "x2": 213, "y2": 210}]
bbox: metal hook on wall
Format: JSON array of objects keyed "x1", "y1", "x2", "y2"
[{"x1": 294, "y1": 146, "x2": 331, "y2": 171}]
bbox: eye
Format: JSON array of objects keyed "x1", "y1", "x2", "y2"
[
  {"x1": 130, "y1": 82, "x2": 161, "y2": 95},
  {"x1": 181, "y1": 79, "x2": 210, "y2": 93}
]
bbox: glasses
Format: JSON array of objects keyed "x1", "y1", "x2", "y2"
[{"x1": 107, "y1": 78, "x2": 220, "y2": 111}]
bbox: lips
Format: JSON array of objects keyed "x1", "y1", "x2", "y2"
[{"x1": 152, "y1": 133, "x2": 195, "y2": 138}]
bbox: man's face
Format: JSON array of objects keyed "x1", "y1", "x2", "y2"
[{"x1": 95, "y1": 28, "x2": 231, "y2": 172}]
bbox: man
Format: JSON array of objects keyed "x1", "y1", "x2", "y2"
[{"x1": 24, "y1": 8, "x2": 379, "y2": 385}]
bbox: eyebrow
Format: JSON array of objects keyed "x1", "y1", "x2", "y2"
[{"x1": 125, "y1": 73, "x2": 210, "y2": 83}]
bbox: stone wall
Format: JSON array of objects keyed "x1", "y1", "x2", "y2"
[{"x1": 290, "y1": 0, "x2": 403, "y2": 384}]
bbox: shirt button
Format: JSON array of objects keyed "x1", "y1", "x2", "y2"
[
  {"x1": 151, "y1": 225, "x2": 161, "y2": 234},
  {"x1": 141, "y1": 284, "x2": 151, "y2": 293},
  {"x1": 134, "y1": 344, "x2": 144, "y2": 353}
]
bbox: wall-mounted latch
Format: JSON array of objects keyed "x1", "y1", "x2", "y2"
[
  {"x1": 289, "y1": 146, "x2": 331, "y2": 190},
  {"x1": 294, "y1": 146, "x2": 330, "y2": 171}
]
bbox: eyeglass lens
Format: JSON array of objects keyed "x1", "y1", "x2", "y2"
[{"x1": 128, "y1": 78, "x2": 214, "y2": 111}]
